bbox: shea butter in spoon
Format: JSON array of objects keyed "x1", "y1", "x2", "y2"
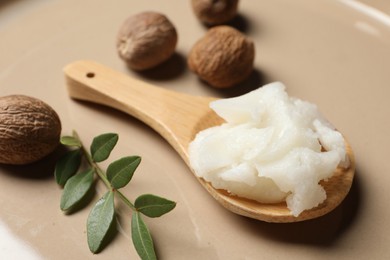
[
  {"x1": 189, "y1": 82, "x2": 350, "y2": 217},
  {"x1": 64, "y1": 60, "x2": 355, "y2": 223}
]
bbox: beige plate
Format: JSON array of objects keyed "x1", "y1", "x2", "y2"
[{"x1": 1, "y1": 0, "x2": 390, "y2": 259}]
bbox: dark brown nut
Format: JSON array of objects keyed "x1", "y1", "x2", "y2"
[
  {"x1": 191, "y1": 0, "x2": 239, "y2": 25},
  {"x1": 188, "y1": 25, "x2": 255, "y2": 88},
  {"x1": 0, "y1": 95, "x2": 61, "y2": 165},
  {"x1": 116, "y1": 11, "x2": 178, "y2": 71}
]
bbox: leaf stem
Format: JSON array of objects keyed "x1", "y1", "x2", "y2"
[
  {"x1": 73, "y1": 130, "x2": 112, "y2": 189},
  {"x1": 116, "y1": 190, "x2": 136, "y2": 210},
  {"x1": 72, "y1": 130, "x2": 136, "y2": 211}
]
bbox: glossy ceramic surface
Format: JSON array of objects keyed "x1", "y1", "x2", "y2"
[{"x1": 1, "y1": 0, "x2": 389, "y2": 259}]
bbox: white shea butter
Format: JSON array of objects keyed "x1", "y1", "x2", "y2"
[{"x1": 189, "y1": 82, "x2": 349, "y2": 216}]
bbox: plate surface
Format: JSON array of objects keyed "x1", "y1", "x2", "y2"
[{"x1": 1, "y1": 0, "x2": 389, "y2": 259}]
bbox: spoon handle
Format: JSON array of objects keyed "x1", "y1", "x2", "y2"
[{"x1": 63, "y1": 60, "x2": 215, "y2": 164}]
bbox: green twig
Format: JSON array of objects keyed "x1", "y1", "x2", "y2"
[
  {"x1": 58, "y1": 130, "x2": 176, "y2": 257},
  {"x1": 72, "y1": 130, "x2": 136, "y2": 210}
]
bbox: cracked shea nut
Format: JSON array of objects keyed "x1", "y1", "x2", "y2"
[
  {"x1": 188, "y1": 25, "x2": 255, "y2": 88},
  {"x1": 116, "y1": 12, "x2": 178, "y2": 70},
  {"x1": 0, "y1": 95, "x2": 61, "y2": 165},
  {"x1": 191, "y1": 0, "x2": 239, "y2": 25}
]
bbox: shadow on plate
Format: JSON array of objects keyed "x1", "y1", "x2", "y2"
[
  {"x1": 129, "y1": 52, "x2": 187, "y2": 81},
  {"x1": 0, "y1": 0, "x2": 24, "y2": 10},
  {"x1": 236, "y1": 171, "x2": 363, "y2": 247},
  {"x1": 197, "y1": 68, "x2": 271, "y2": 98},
  {"x1": 0, "y1": 145, "x2": 68, "y2": 180},
  {"x1": 226, "y1": 14, "x2": 251, "y2": 33},
  {"x1": 201, "y1": 14, "x2": 252, "y2": 34}
]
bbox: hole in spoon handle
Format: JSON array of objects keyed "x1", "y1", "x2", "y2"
[{"x1": 86, "y1": 72, "x2": 95, "y2": 78}]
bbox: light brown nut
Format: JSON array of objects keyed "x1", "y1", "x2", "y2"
[
  {"x1": 191, "y1": 0, "x2": 239, "y2": 25},
  {"x1": 188, "y1": 25, "x2": 255, "y2": 88},
  {"x1": 0, "y1": 95, "x2": 61, "y2": 165},
  {"x1": 116, "y1": 12, "x2": 178, "y2": 71}
]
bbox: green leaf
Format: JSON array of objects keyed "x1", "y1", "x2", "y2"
[
  {"x1": 60, "y1": 136, "x2": 81, "y2": 147},
  {"x1": 135, "y1": 194, "x2": 176, "y2": 218},
  {"x1": 87, "y1": 191, "x2": 115, "y2": 253},
  {"x1": 131, "y1": 211, "x2": 156, "y2": 260},
  {"x1": 90, "y1": 133, "x2": 118, "y2": 162},
  {"x1": 54, "y1": 149, "x2": 82, "y2": 186},
  {"x1": 60, "y1": 169, "x2": 94, "y2": 211},
  {"x1": 107, "y1": 156, "x2": 141, "y2": 189}
]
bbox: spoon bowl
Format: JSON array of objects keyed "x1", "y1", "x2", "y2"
[{"x1": 64, "y1": 60, "x2": 355, "y2": 223}]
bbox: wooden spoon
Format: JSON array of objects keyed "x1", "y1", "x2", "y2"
[{"x1": 64, "y1": 60, "x2": 355, "y2": 223}]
